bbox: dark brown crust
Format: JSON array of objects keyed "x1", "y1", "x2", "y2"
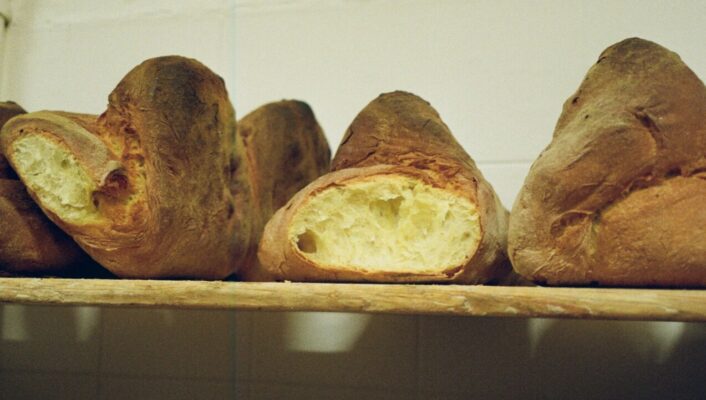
[
  {"x1": 0, "y1": 102, "x2": 25, "y2": 179},
  {"x1": 508, "y1": 38, "x2": 706, "y2": 287},
  {"x1": 234, "y1": 100, "x2": 331, "y2": 280},
  {"x1": 258, "y1": 91, "x2": 509, "y2": 283},
  {"x1": 0, "y1": 102, "x2": 92, "y2": 273},
  {"x1": 1, "y1": 58, "x2": 241, "y2": 279},
  {"x1": 0, "y1": 180, "x2": 91, "y2": 272}
]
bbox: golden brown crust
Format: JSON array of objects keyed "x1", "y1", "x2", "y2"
[
  {"x1": 508, "y1": 38, "x2": 706, "y2": 287},
  {"x1": 0, "y1": 102, "x2": 92, "y2": 273},
  {"x1": 258, "y1": 91, "x2": 509, "y2": 283},
  {"x1": 4, "y1": 112, "x2": 124, "y2": 187},
  {"x1": 234, "y1": 100, "x2": 330, "y2": 279},
  {"x1": 1, "y1": 57, "x2": 241, "y2": 279}
]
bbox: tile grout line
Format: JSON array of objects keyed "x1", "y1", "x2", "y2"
[
  {"x1": 109, "y1": 375, "x2": 232, "y2": 383},
  {"x1": 246, "y1": 312, "x2": 254, "y2": 383},
  {"x1": 246, "y1": 380, "x2": 409, "y2": 395},
  {"x1": 88, "y1": 372, "x2": 238, "y2": 384},
  {"x1": 226, "y1": 311, "x2": 238, "y2": 398},
  {"x1": 95, "y1": 306, "x2": 105, "y2": 398},
  {"x1": 230, "y1": 310, "x2": 237, "y2": 397},
  {"x1": 246, "y1": 312, "x2": 254, "y2": 399},
  {"x1": 0, "y1": 370, "x2": 97, "y2": 377},
  {"x1": 415, "y1": 315, "x2": 423, "y2": 400},
  {"x1": 232, "y1": 310, "x2": 250, "y2": 398},
  {"x1": 245, "y1": 376, "x2": 399, "y2": 392}
]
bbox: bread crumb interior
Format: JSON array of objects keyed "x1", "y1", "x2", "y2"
[
  {"x1": 289, "y1": 175, "x2": 480, "y2": 274},
  {"x1": 12, "y1": 135, "x2": 100, "y2": 224}
]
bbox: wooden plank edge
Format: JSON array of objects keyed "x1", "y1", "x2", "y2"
[{"x1": 1, "y1": 278, "x2": 706, "y2": 322}]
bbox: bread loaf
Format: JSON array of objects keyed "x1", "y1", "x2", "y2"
[
  {"x1": 2, "y1": 57, "x2": 240, "y2": 278},
  {"x1": 257, "y1": 91, "x2": 509, "y2": 283},
  {"x1": 234, "y1": 100, "x2": 330, "y2": 280},
  {"x1": 1, "y1": 58, "x2": 331, "y2": 279},
  {"x1": 508, "y1": 38, "x2": 706, "y2": 286},
  {"x1": 0, "y1": 102, "x2": 90, "y2": 273}
]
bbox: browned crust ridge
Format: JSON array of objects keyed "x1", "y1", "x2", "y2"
[
  {"x1": 509, "y1": 38, "x2": 706, "y2": 287},
  {"x1": 0, "y1": 102, "x2": 92, "y2": 273},
  {"x1": 258, "y1": 91, "x2": 510, "y2": 283}
]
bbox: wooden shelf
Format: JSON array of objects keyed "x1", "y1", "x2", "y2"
[{"x1": 1, "y1": 277, "x2": 706, "y2": 321}]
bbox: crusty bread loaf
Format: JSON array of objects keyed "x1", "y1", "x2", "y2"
[
  {"x1": 257, "y1": 91, "x2": 509, "y2": 283},
  {"x1": 0, "y1": 102, "x2": 90, "y2": 273},
  {"x1": 1, "y1": 57, "x2": 240, "y2": 279},
  {"x1": 234, "y1": 100, "x2": 330, "y2": 280},
  {"x1": 0, "y1": 59, "x2": 330, "y2": 279},
  {"x1": 509, "y1": 38, "x2": 706, "y2": 286}
]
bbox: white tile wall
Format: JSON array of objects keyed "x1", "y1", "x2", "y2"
[
  {"x1": 418, "y1": 316, "x2": 533, "y2": 397},
  {"x1": 476, "y1": 162, "x2": 532, "y2": 208},
  {"x1": 98, "y1": 377, "x2": 234, "y2": 400},
  {"x1": 0, "y1": 371, "x2": 98, "y2": 400},
  {"x1": 1, "y1": 1, "x2": 234, "y2": 114},
  {"x1": 0, "y1": 305, "x2": 101, "y2": 373},
  {"x1": 249, "y1": 383, "x2": 415, "y2": 400},
  {"x1": 1, "y1": 1, "x2": 706, "y2": 399},
  {"x1": 232, "y1": 0, "x2": 706, "y2": 163},
  {"x1": 100, "y1": 308, "x2": 235, "y2": 379},
  {"x1": 2, "y1": 310, "x2": 704, "y2": 399},
  {"x1": 250, "y1": 312, "x2": 418, "y2": 390},
  {"x1": 234, "y1": 311, "x2": 253, "y2": 382}
]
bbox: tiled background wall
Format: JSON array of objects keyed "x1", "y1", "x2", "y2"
[{"x1": 1, "y1": 1, "x2": 706, "y2": 399}]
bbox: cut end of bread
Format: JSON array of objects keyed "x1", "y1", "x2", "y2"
[
  {"x1": 288, "y1": 174, "x2": 480, "y2": 275},
  {"x1": 11, "y1": 135, "x2": 101, "y2": 224}
]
